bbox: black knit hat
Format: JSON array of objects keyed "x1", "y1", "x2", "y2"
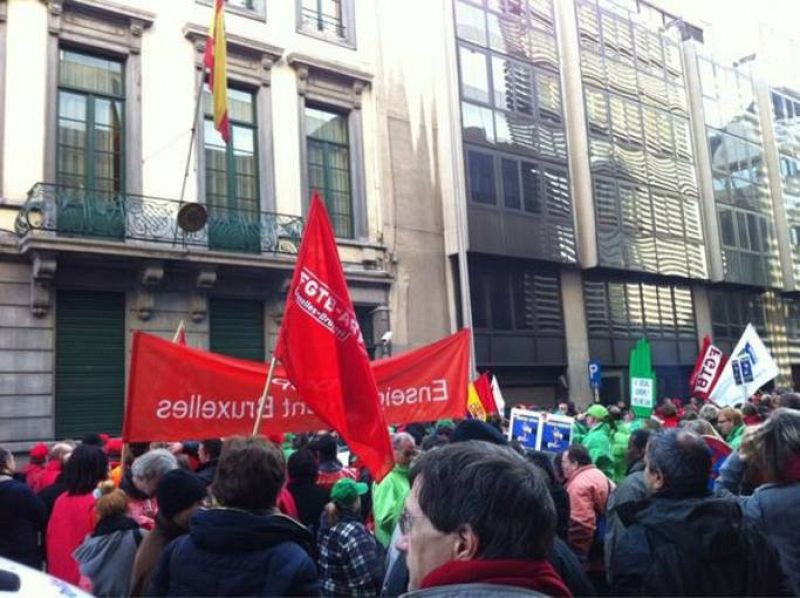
[
  {"x1": 156, "y1": 469, "x2": 206, "y2": 520},
  {"x1": 452, "y1": 419, "x2": 508, "y2": 445}
]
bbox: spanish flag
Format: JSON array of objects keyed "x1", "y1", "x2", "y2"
[{"x1": 204, "y1": 0, "x2": 230, "y2": 144}]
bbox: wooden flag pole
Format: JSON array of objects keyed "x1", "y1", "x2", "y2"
[
  {"x1": 252, "y1": 355, "x2": 278, "y2": 436},
  {"x1": 172, "y1": 320, "x2": 186, "y2": 343}
]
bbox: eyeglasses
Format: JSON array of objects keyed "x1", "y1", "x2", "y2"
[{"x1": 398, "y1": 510, "x2": 425, "y2": 535}]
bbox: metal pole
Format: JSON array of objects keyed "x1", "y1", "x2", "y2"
[
  {"x1": 180, "y1": 73, "x2": 207, "y2": 203},
  {"x1": 172, "y1": 320, "x2": 186, "y2": 343},
  {"x1": 252, "y1": 355, "x2": 278, "y2": 436}
]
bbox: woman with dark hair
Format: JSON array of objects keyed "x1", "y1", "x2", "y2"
[
  {"x1": 0, "y1": 447, "x2": 46, "y2": 569},
  {"x1": 735, "y1": 408, "x2": 800, "y2": 594},
  {"x1": 46, "y1": 443, "x2": 108, "y2": 585},
  {"x1": 286, "y1": 448, "x2": 329, "y2": 535}
]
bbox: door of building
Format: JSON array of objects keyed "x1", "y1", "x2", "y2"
[
  {"x1": 55, "y1": 290, "x2": 125, "y2": 438},
  {"x1": 209, "y1": 298, "x2": 265, "y2": 361}
]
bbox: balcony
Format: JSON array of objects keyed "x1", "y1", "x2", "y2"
[{"x1": 14, "y1": 183, "x2": 303, "y2": 257}]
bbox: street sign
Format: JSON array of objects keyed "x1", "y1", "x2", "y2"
[{"x1": 588, "y1": 360, "x2": 602, "y2": 390}]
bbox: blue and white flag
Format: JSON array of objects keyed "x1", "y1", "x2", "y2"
[{"x1": 709, "y1": 324, "x2": 779, "y2": 407}]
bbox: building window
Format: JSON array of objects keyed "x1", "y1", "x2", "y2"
[
  {"x1": 57, "y1": 49, "x2": 124, "y2": 197},
  {"x1": 197, "y1": 0, "x2": 266, "y2": 21},
  {"x1": 305, "y1": 105, "x2": 353, "y2": 238},
  {"x1": 584, "y1": 278, "x2": 696, "y2": 340},
  {"x1": 710, "y1": 289, "x2": 767, "y2": 343},
  {"x1": 204, "y1": 86, "x2": 259, "y2": 213},
  {"x1": 470, "y1": 263, "x2": 564, "y2": 335},
  {"x1": 297, "y1": 0, "x2": 355, "y2": 47}
]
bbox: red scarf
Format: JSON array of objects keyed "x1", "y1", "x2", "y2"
[{"x1": 420, "y1": 559, "x2": 572, "y2": 597}]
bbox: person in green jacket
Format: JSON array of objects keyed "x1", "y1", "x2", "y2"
[
  {"x1": 574, "y1": 404, "x2": 615, "y2": 479},
  {"x1": 718, "y1": 407, "x2": 746, "y2": 449},
  {"x1": 609, "y1": 406, "x2": 631, "y2": 483},
  {"x1": 372, "y1": 431, "x2": 417, "y2": 548}
]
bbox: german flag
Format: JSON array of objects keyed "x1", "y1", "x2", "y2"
[{"x1": 204, "y1": 0, "x2": 230, "y2": 144}]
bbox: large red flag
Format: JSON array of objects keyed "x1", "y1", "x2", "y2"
[{"x1": 273, "y1": 193, "x2": 393, "y2": 480}]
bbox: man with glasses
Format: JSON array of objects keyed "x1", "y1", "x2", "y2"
[{"x1": 395, "y1": 441, "x2": 570, "y2": 596}]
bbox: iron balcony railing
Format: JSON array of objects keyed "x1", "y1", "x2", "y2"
[{"x1": 15, "y1": 183, "x2": 303, "y2": 256}]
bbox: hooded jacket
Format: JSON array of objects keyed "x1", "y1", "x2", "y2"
[
  {"x1": 372, "y1": 464, "x2": 410, "y2": 548},
  {"x1": 577, "y1": 423, "x2": 614, "y2": 479},
  {"x1": 148, "y1": 507, "x2": 319, "y2": 596},
  {"x1": 609, "y1": 495, "x2": 789, "y2": 596},
  {"x1": 73, "y1": 514, "x2": 144, "y2": 597}
]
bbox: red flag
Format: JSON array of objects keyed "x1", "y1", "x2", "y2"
[
  {"x1": 273, "y1": 193, "x2": 393, "y2": 481},
  {"x1": 689, "y1": 335, "x2": 727, "y2": 401},
  {"x1": 473, "y1": 372, "x2": 498, "y2": 414}
]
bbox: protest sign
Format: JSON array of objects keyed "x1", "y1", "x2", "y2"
[
  {"x1": 540, "y1": 413, "x2": 573, "y2": 453},
  {"x1": 508, "y1": 408, "x2": 542, "y2": 450},
  {"x1": 689, "y1": 336, "x2": 727, "y2": 401},
  {"x1": 508, "y1": 409, "x2": 573, "y2": 453},
  {"x1": 629, "y1": 338, "x2": 656, "y2": 418},
  {"x1": 123, "y1": 328, "x2": 470, "y2": 442}
]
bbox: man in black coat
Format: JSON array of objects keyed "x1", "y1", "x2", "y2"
[{"x1": 609, "y1": 429, "x2": 789, "y2": 596}]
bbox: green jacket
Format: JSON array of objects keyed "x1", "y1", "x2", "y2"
[
  {"x1": 727, "y1": 424, "x2": 745, "y2": 450},
  {"x1": 577, "y1": 422, "x2": 614, "y2": 479},
  {"x1": 372, "y1": 464, "x2": 410, "y2": 548},
  {"x1": 611, "y1": 423, "x2": 631, "y2": 483}
]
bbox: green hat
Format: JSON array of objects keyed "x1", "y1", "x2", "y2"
[
  {"x1": 586, "y1": 404, "x2": 609, "y2": 420},
  {"x1": 330, "y1": 478, "x2": 369, "y2": 505}
]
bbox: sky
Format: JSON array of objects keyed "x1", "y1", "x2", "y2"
[{"x1": 656, "y1": 0, "x2": 800, "y2": 89}]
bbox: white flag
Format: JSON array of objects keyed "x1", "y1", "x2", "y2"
[
  {"x1": 709, "y1": 324, "x2": 778, "y2": 407},
  {"x1": 491, "y1": 375, "x2": 506, "y2": 415}
]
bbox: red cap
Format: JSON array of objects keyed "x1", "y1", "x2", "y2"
[
  {"x1": 104, "y1": 438, "x2": 123, "y2": 456},
  {"x1": 29, "y1": 443, "x2": 48, "y2": 460},
  {"x1": 99, "y1": 433, "x2": 110, "y2": 444},
  {"x1": 267, "y1": 433, "x2": 285, "y2": 445}
]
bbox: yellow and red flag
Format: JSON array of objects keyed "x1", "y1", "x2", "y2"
[{"x1": 204, "y1": 0, "x2": 230, "y2": 143}]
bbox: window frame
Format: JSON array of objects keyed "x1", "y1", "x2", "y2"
[
  {"x1": 296, "y1": 0, "x2": 356, "y2": 49},
  {"x1": 305, "y1": 103, "x2": 354, "y2": 238},
  {"x1": 196, "y1": 0, "x2": 267, "y2": 23},
  {"x1": 56, "y1": 48, "x2": 127, "y2": 196}
]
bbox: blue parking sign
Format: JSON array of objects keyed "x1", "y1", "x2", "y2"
[{"x1": 588, "y1": 360, "x2": 602, "y2": 390}]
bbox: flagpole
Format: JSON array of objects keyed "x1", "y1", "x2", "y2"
[
  {"x1": 172, "y1": 320, "x2": 186, "y2": 343},
  {"x1": 179, "y1": 72, "x2": 207, "y2": 203},
  {"x1": 252, "y1": 355, "x2": 278, "y2": 436}
]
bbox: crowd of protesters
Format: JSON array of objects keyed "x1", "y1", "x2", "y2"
[{"x1": 0, "y1": 390, "x2": 799, "y2": 596}]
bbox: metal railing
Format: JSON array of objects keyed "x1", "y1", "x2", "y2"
[
  {"x1": 301, "y1": 7, "x2": 346, "y2": 38},
  {"x1": 15, "y1": 183, "x2": 303, "y2": 256}
]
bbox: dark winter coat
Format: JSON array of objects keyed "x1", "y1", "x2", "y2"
[
  {"x1": 609, "y1": 495, "x2": 789, "y2": 596},
  {"x1": 0, "y1": 476, "x2": 46, "y2": 569},
  {"x1": 288, "y1": 480, "x2": 330, "y2": 535},
  {"x1": 148, "y1": 507, "x2": 319, "y2": 596},
  {"x1": 740, "y1": 482, "x2": 800, "y2": 595},
  {"x1": 195, "y1": 461, "x2": 217, "y2": 488}
]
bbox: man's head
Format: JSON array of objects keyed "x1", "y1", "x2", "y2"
[
  {"x1": 585, "y1": 404, "x2": 608, "y2": 427},
  {"x1": 559, "y1": 443, "x2": 592, "y2": 480},
  {"x1": 778, "y1": 392, "x2": 800, "y2": 410},
  {"x1": 212, "y1": 436, "x2": 285, "y2": 511},
  {"x1": 717, "y1": 407, "x2": 743, "y2": 437},
  {"x1": 557, "y1": 402, "x2": 569, "y2": 415},
  {"x1": 644, "y1": 429, "x2": 711, "y2": 498},
  {"x1": 131, "y1": 449, "x2": 178, "y2": 497},
  {"x1": 397, "y1": 441, "x2": 555, "y2": 591},
  {"x1": 314, "y1": 433, "x2": 338, "y2": 464},
  {"x1": 750, "y1": 408, "x2": 800, "y2": 484},
  {"x1": 627, "y1": 428, "x2": 653, "y2": 465},
  {"x1": 199, "y1": 438, "x2": 222, "y2": 465},
  {"x1": 392, "y1": 432, "x2": 417, "y2": 467}
]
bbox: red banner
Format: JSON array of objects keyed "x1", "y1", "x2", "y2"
[
  {"x1": 689, "y1": 336, "x2": 727, "y2": 401},
  {"x1": 122, "y1": 329, "x2": 470, "y2": 442}
]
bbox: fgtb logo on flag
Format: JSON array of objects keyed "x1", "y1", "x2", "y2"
[{"x1": 294, "y1": 268, "x2": 364, "y2": 346}]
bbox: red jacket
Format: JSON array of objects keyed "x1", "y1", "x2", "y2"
[
  {"x1": 565, "y1": 464, "x2": 614, "y2": 557},
  {"x1": 22, "y1": 463, "x2": 45, "y2": 492},
  {"x1": 46, "y1": 492, "x2": 97, "y2": 585},
  {"x1": 37, "y1": 461, "x2": 62, "y2": 492}
]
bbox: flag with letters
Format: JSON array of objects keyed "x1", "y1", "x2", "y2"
[
  {"x1": 689, "y1": 335, "x2": 727, "y2": 401},
  {"x1": 204, "y1": 0, "x2": 230, "y2": 143},
  {"x1": 273, "y1": 192, "x2": 393, "y2": 481}
]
